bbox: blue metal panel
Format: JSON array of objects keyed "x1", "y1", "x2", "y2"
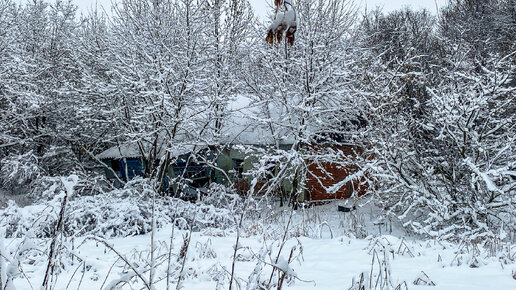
[{"x1": 119, "y1": 159, "x2": 143, "y2": 181}]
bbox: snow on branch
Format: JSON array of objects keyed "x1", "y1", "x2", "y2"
[{"x1": 266, "y1": 0, "x2": 297, "y2": 46}]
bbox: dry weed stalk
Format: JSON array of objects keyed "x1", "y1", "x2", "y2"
[
  {"x1": 82, "y1": 236, "x2": 151, "y2": 290},
  {"x1": 413, "y1": 271, "x2": 436, "y2": 286},
  {"x1": 266, "y1": 210, "x2": 294, "y2": 287},
  {"x1": 349, "y1": 247, "x2": 408, "y2": 290},
  {"x1": 42, "y1": 176, "x2": 77, "y2": 290}
]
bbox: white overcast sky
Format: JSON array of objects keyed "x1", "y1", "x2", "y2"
[
  {"x1": 29, "y1": 0, "x2": 448, "y2": 18},
  {"x1": 15, "y1": 0, "x2": 448, "y2": 19}
]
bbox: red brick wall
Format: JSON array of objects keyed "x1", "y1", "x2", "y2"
[{"x1": 306, "y1": 145, "x2": 368, "y2": 201}]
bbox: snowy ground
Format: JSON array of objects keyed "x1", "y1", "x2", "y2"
[{"x1": 3, "y1": 201, "x2": 516, "y2": 289}]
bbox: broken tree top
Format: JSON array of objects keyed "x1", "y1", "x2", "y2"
[{"x1": 266, "y1": 0, "x2": 297, "y2": 46}]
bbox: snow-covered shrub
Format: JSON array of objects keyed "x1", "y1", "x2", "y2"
[
  {"x1": 28, "y1": 176, "x2": 64, "y2": 200},
  {"x1": 0, "y1": 179, "x2": 237, "y2": 238},
  {"x1": 201, "y1": 183, "x2": 242, "y2": 210},
  {"x1": 0, "y1": 229, "x2": 19, "y2": 290},
  {"x1": 0, "y1": 151, "x2": 40, "y2": 188},
  {"x1": 0, "y1": 200, "x2": 55, "y2": 238},
  {"x1": 367, "y1": 48, "x2": 516, "y2": 241}
]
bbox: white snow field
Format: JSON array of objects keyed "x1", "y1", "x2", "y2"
[{"x1": 2, "y1": 200, "x2": 515, "y2": 290}]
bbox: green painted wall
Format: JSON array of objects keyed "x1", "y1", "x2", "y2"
[
  {"x1": 211, "y1": 146, "x2": 301, "y2": 197},
  {"x1": 103, "y1": 145, "x2": 307, "y2": 200}
]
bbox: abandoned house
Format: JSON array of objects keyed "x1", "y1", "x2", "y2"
[{"x1": 96, "y1": 98, "x2": 370, "y2": 201}]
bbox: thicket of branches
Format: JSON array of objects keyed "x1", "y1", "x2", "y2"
[{"x1": 0, "y1": 0, "x2": 514, "y2": 240}]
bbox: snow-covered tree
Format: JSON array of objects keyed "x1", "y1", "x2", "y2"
[
  {"x1": 0, "y1": 0, "x2": 83, "y2": 189},
  {"x1": 203, "y1": 0, "x2": 255, "y2": 134},
  {"x1": 359, "y1": 6, "x2": 516, "y2": 240},
  {"x1": 240, "y1": 0, "x2": 369, "y2": 206},
  {"x1": 440, "y1": 0, "x2": 516, "y2": 58}
]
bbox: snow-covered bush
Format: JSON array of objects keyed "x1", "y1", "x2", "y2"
[
  {"x1": 28, "y1": 176, "x2": 65, "y2": 200},
  {"x1": 0, "y1": 179, "x2": 237, "y2": 238},
  {"x1": 367, "y1": 49, "x2": 515, "y2": 241},
  {"x1": 0, "y1": 151, "x2": 40, "y2": 188},
  {"x1": 201, "y1": 183, "x2": 243, "y2": 212},
  {"x1": 354, "y1": 2, "x2": 516, "y2": 243}
]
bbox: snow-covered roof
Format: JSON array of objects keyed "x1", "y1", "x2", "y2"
[
  {"x1": 219, "y1": 96, "x2": 296, "y2": 146},
  {"x1": 97, "y1": 143, "x2": 142, "y2": 160},
  {"x1": 97, "y1": 141, "x2": 199, "y2": 160},
  {"x1": 97, "y1": 96, "x2": 299, "y2": 159}
]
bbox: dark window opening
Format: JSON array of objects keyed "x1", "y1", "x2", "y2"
[
  {"x1": 232, "y1": 158, "x2": 244, "y2": 179},
  {"x1": 172, "y1": 162, "x2": 210, "y2": 189},
  {"x1": 111, "y1": 160, "x2": 120, "y2": 171},
  {"x1": 264, "y1": 161, "x2": 276, "y2": 178}
]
